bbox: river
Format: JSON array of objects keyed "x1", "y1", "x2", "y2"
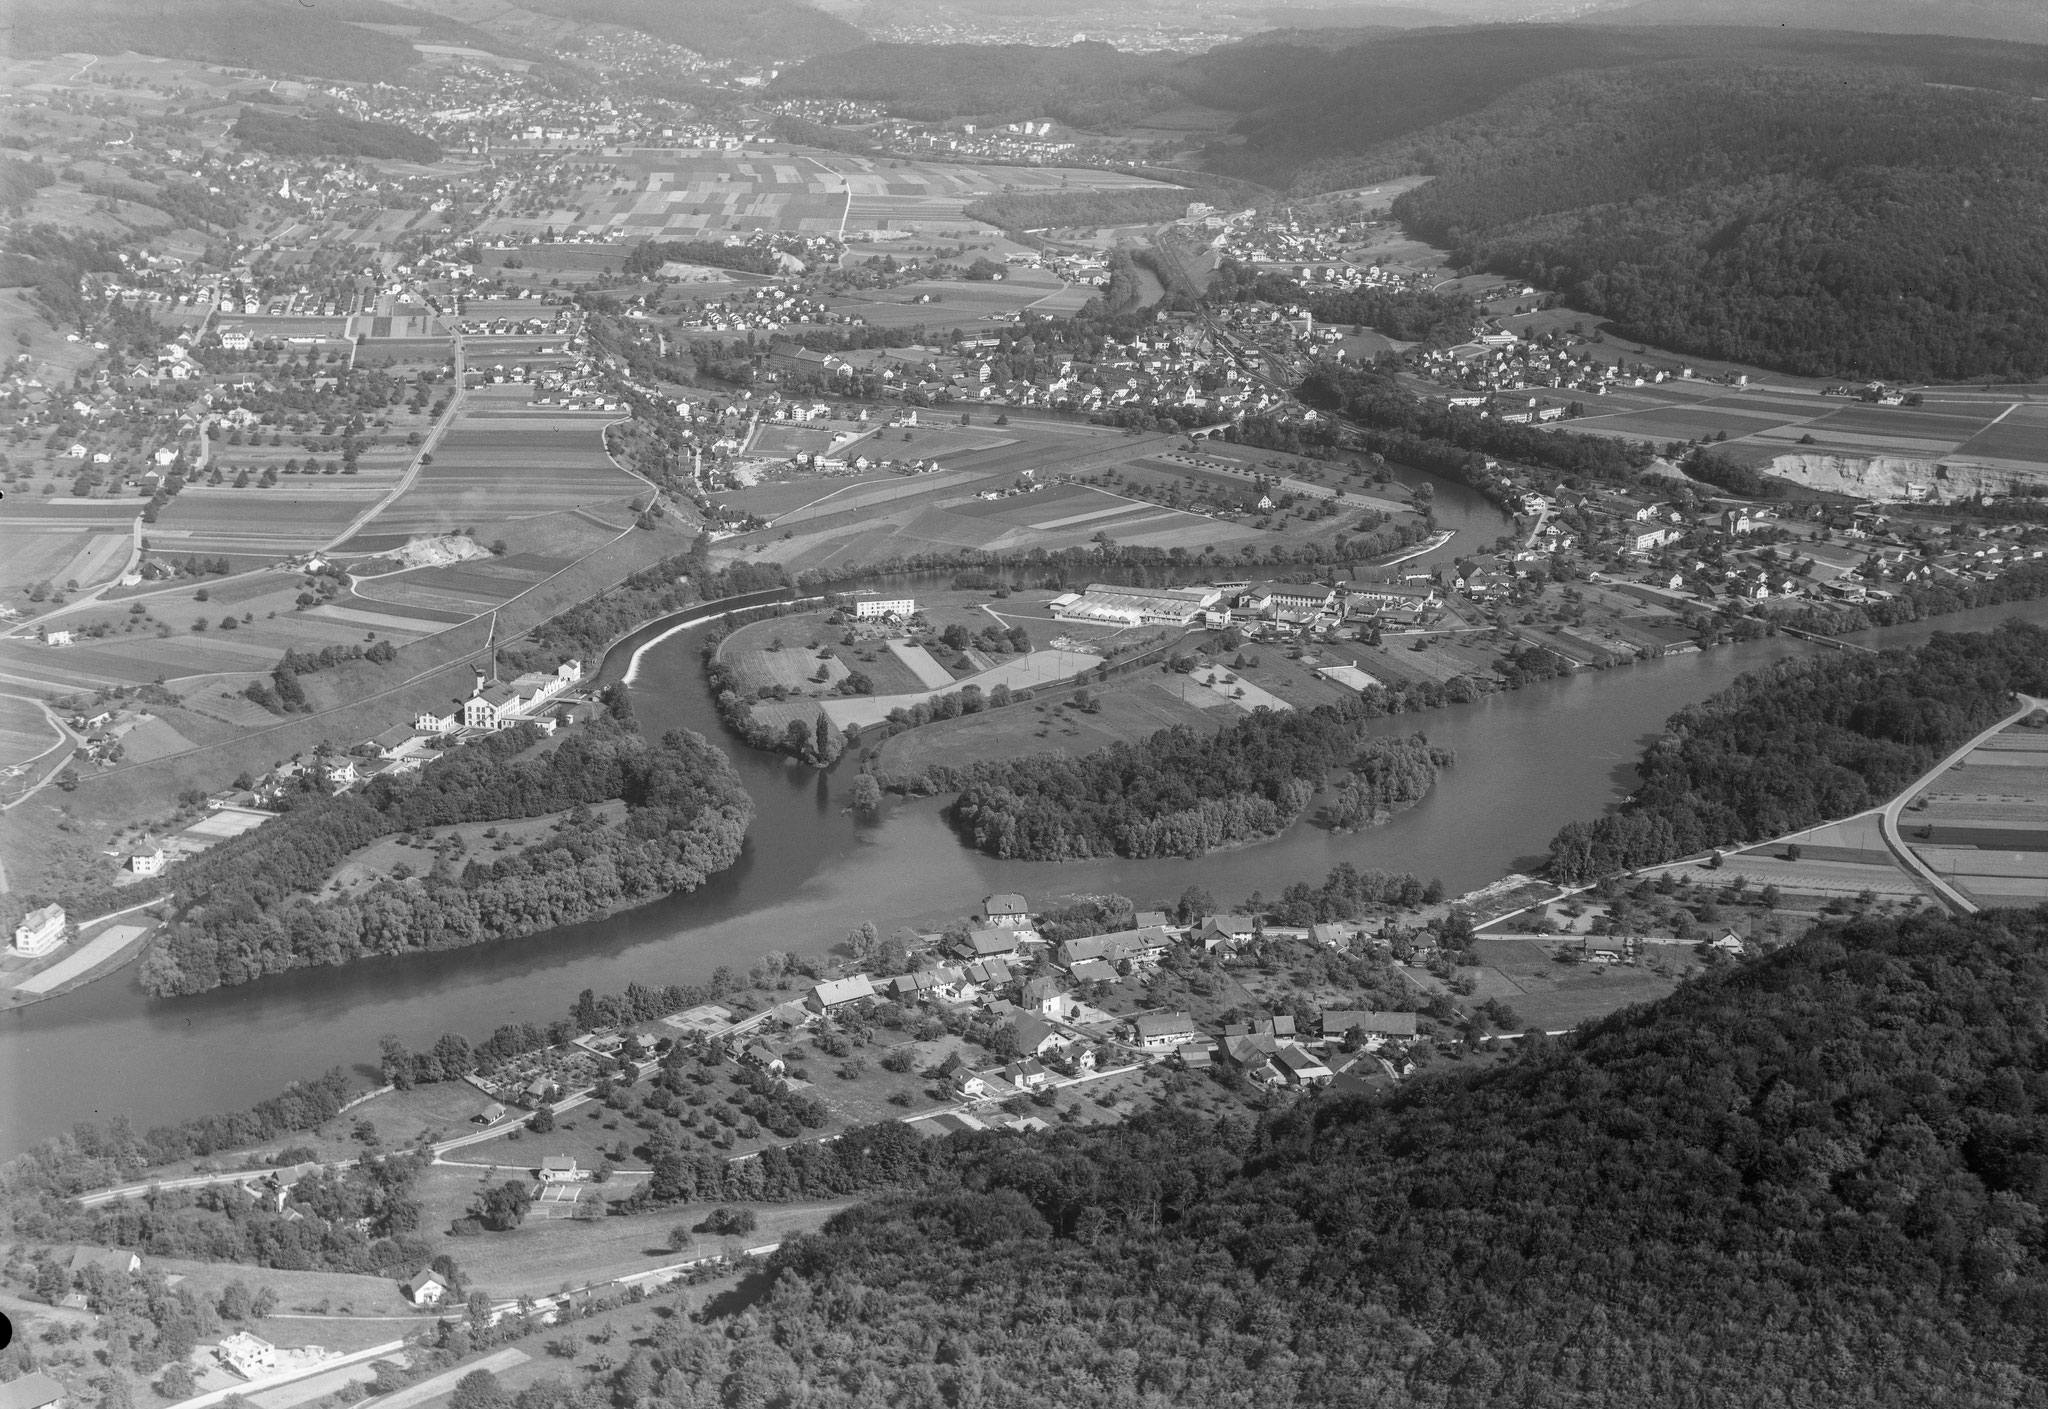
[{"x1": 4, "y1": 551, "x2": 2044, "y2": 1156}]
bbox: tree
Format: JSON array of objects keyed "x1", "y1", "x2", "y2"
[
  {"x1": 849, "y1": 773, "x2": 883, "y2": 812},
  {"x1": 667, "y1": 1224, "x2": 693, "y2": 1252},
  {"x1": 156, "y1": 1365, "x2": 195, "y2": 1400},
  {"x1": 449, "y1": 1369, "x2": 504, "y2": 1409},
  {"x1": 527, "y1": 1105, "x2": 555, "y2": 1133},
  {"x1": 474, "y1": 1180, "x2": 531, "y2": 1231},
  {"x1": 814, "y1": 712, "x2": 838, "y2": 765}
]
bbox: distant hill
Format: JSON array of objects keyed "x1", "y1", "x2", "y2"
[
  {"x1": 1598, "y1": 0, "x2": 2048, "y2": 45},
  {"x1": 512, "y1": 0, "x2": 865, "y2": 60},
  {"x1": 1, "y1": 0, "x2": 537, "y2": 81},
  {"x1": 771, "y1": 41, "x2": 1181, "y2": 125},
  {"x1": 743, "y1": 902, "x2": 2048, "y2": 1405}
]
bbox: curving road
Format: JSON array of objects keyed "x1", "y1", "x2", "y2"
[{"x1": 1879, "y1": 693, "x2": 2042, "y2": 914}]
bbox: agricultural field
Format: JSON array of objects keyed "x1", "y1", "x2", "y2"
[
  {"x1": 1902, "y1": 716, "x2": 2048, "y2": 907},
  {"x1": 873, "y1": 669, "x2": 1235, "y2": 777},
  {"x1": 345, "y1": 392, "x2": 645, "y2": 542},
  {"x1": 0, "y1": 500, "x2": 139, "y2": 601},
  {"x1": 830, "y1": 266, "x2": 1086, "y2": 330}
]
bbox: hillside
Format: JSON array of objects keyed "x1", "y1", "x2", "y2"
[
  {"x1": 734, "y1": 905, "x2": 2048, "y2": 1405},
  {"x1": 513, "y1": 0, "x2": 864, "y2": 60},
  {"x1": 771, "y1": 41, "x2": 1182, "y2": 125},
  {"x1": 1, "y1": 0, "x2": 525, "y2": 81}
]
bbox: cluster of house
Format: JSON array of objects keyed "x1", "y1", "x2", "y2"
[
  {"x1": 682, "y1": 286, "x2": 847, "y2": 333},
  {"x1": 763, "y1": 324, "x2": 1294, "y2": 424},
  {"x1": 725, "y1": 894, "x2": 1426, "y2": 1107},
  {"x1": 410, "y1": 659, "x2": 585, "y2": 742},
  {"x1": 1417, "y1": 337, "x2": 1710, "y2": 401},
  {"x1": 1048, "y1": 578, "x2": 1441, "y2": 633}
]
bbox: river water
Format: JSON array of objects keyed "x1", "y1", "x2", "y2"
[{"x1": 3, "y1": 491, "x2": 2042, "y2": 1153}]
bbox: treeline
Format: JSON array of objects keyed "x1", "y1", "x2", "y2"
[
  {"x1": 516, "y1": 0, "x2": 861, "y2": 61},
  {"x1": 0, "y1": 156, "x2": 53, "y2": 208},
  {"x1": 0, "y1": 1068, "x2": 356, "y2": 1204},
  {"x1": 1292, "y1": 361, "x2": 1652, "y2": 491},
  {"x1": 499, "y1": 545, "x2": 788, "y2": 676},
  {"x1": 48, "y1": 1152, "x2": 433, "y2": 1277},
  {"x1": 246, "y1": 640, "x2": 398, "y2": 713},
  {"x1": 137, "y1": 721, "x2": 754, "y2": 996},
  {"x1": 620, "y1": 239, "x2": 783, "y2": 278},
  {"x1": 1547, "y1": 621, "x2": 2048, "y2": 881},
  {"x1": 944, "y1": 706, "x2": 1453, "y2": 859},
  {"x1": 231, "y1": 106, "x2": 440, "y2": 163},
  {"x1": 1209, "y1": 258, "x2": 1474, "y2": 344},
  {"x1": 741, "y1": 906, "x2": 2048, "y2": 1406}
]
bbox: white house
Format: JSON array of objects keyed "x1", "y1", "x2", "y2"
[
  {"x1": 129, "y1": 841, "x2": 167, "y2": 876},
  {"x1": 13, "y1": 904, "x2": 66, "y2": 958},
  {"x1": 403, "y1": 1270, "x2": 449, "y2": 1306},
  {"x1": 217, "y1": 1332, "x2": 278, "y2": 1379},
  {"x1": 981, "y1": 893, "x2": 1031, "y2": 927},
  {"x1": 539, "y1": 1155, "x2": 580, "y2": 1183},
  {"x1": 44, "y1": 631, "x2": 74, "y2": 648},
  {"x1": 855, "y1": 598, "x2": 916, "y2": 620}
]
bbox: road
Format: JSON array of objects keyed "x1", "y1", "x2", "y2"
[
  {"x1": 1879, "y1": 693, "x2": 2041, "y2": 914},
  {"x1": 0, "y1": 693, "x2": 77, "y2": 811},
  {"x1": 322, "y1": 335, "x2": 465, "y2": 552},
  {"x1": 162, "y1": 1339, "x2": 409, "y2": 1409}
]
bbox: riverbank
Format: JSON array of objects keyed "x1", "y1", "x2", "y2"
[{"x1": 6, "y1": 594, "x2": 2047, "y2": 1157}]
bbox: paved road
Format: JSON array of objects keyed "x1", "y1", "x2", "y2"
[
  {"x1": 1881, "y1": 694, "x2": 2043, "y2": 913},
  {"x1": 323, "y1": 335, "x2": 465, "y2": 552}
]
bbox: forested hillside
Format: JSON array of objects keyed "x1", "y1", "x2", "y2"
[
  {"x1": 1548, "y1": 622, "x2": 2048, "y2": 881},
  {"x1": 733, "y1": 905, "x2": 2048, "y2": 1406},
  {"x1": 137, "y1": 719, "x2": 753, "y2": 996},
  {"x1": 1380, "y1": 65, "x2": 2048, "y2": 379}
]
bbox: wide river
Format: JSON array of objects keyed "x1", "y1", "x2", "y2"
[{"x1": 2, "y1": 471, "x2": 2041, "y2": 1155}]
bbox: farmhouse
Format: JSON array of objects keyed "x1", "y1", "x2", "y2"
[
  {"x1": 1131, "y1": 1011, "x2": 1198, "y2": 1051},
  {"x1": 13, "y1": 904, "x2": 66, "y2": 958},
  {"x1": 403, "y1": 1270, "x2": 450, "y2": 1306},
  {"x1": 806, "y1": 974, "x2": 877, "y2": 1012}
]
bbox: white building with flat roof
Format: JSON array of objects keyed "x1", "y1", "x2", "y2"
[
  {"x1": 855, "y1": 598, "x2": 916, "y2": 620},
  {"x1": 12, "y1": 904, "x2": 66, "y2": 958}
]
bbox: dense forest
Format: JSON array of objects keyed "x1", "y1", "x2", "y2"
[
  {"x1": 619, "y1": 240, "x2": 783, "y2": 278},
  {"x1": 231, "y1": 106, "x2": 440, "y2": 164},
  {"x1": 942, "y1": 705, "x2": 1453, "y2": 859},
  {"x1": 732, "y1": 905, "x2": 2048, "y2": 1406},
  {"x1": 1548, "y1": 621, "x2": 2048, "y2": 881},
  {"x1": 137, "y1": 719, "x2": 753, "y2": 996},
  {"x1": 1377, "y1": 65, "x2": 2048, "y2": 380}
]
